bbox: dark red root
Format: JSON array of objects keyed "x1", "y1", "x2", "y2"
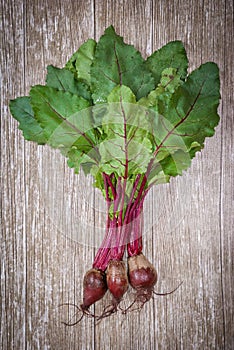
[
  {"x1": 128, "y1": 253, "x2": 157, "y2": 291},
  {"x1": 121, "y1": 253, "x2": 183, "y2": 313},
  {"x1": 59, "y1": 268, "x2": 107, "y2": 326},
  {"x1": 58, "y1": 303, "x2": 96, "y2": 326},
  {"x1": 115, "y1": 253, "x2": 155, "y2": 313},
  {"x1": 106, "y1": 260, "x2": 129, "y2": 299},
  {"x1": 153, "y1": 281, "x2": 183, "y2": 296},
  {"x1": 121, "y1": 282, "x2": 183, "y2": 314},
  {"x1": 96, "y1": 299, "x2": 119, "y2": 321},
  {"x1": 120, "y1": 289, "x2": 153, "y2": 314},
  {"x1": 97, "y1": 260, "x2": 129, "y2": 320},
  {"x1": 82, "y1": 268, "x2": 107, "y2": 310}
]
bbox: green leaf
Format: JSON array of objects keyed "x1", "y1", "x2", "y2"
[
  {"x1": 29, "y1": 85, "x2": 97, "y2": 153},
  {"x1": 97, "y1": 85, "x2": 153, "y2": 177},
  {"x1": 159, "y1": 149, "x2": 192, "y2": 176},
  {"x1": 65, "y1": 39, "x2": 96, "y2": 85},
  {"x1": 159, "y1": 62, "x2": 220, "y2": 150},
  {"x1": 105, "y1": 85, "x2": 152, "y2": 146},
  {"x1": 138, "y1": 67, "x2": 183, "y2": 109},
  {"x1": 146, "y1": 149, "x2": 190, "y2": 187},
  {"x1": 46, "y1": 65, "x2": 91, "y2": 101},
  {"x1": 91, "y1": 25, "x2": 155, "y2": 103},
  {"x1": 146, "y1": 41, "x2": 188, "y2": 87},
  {"x1": 67, "y1": 148, "x2": 97, "y2": 175},
  {"x1": 149, "y1": 62, "x2": 220, "y2": 178},
  {"x1": 108, "y1": 84, "x2": 136, "y2": 104},
  {"x1": 99, "y1": 137, "x2": 152, "y2": 177},
  {"x1": 30, "y1": 85, "x2": 101, "y2": 175},
  {"x1": 90, "y1": 167, "x2": 106, "y2": 197},
  {"x1": 146, "y1": 164, "x2": 170, "y2": 186},
  {"x1": 9, "y1": 97, "x2": 47, "y2": 144}
]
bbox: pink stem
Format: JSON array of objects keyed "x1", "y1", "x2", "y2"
[
  {"x1": 103, "y1": 173, "x2": 116, "y2": 200},
  {"x1": 93, "y1": 173, "x2": 149, "y2": 270},
  {"x1": 123, "y1": 174, "x2": 142, "y2": 226},
  {"x1": 127, "y1": 204, "x2": 144, "y2": 256}
]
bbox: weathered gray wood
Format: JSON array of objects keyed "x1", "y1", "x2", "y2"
[{"x1": 1, "y1": 0, "x2": 233, "y2": 349}]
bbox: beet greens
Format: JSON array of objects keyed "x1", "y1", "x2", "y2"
[{"x1": 10, "y1": 26, "x2": 220, "y2": 321}]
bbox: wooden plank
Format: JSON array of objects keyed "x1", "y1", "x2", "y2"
[
  {"x1": 1, "y1": 0, "x2": 95, "y2": 349},
  {"x1": 22, "y1": 2, "x2": 96, "y2": 348},
  {"x1": 219, "y1": 1, "x2": 234, "y2": 348},
  {"x1": 149, "y1": 1, "x2": 233, "y2": 349},
  {"x1": 1, "y1": 0, "x2": 233, "y2": 349},
  {"x1": 0, "y1": 1, "x2": 27, "y2": 349}
]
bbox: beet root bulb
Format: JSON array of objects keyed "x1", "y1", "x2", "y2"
[
  {"x1": 81, "y1": 268, "x2": 107, "y2": 312},
  {"x1": 98, "y1": 260, "x2": 129, "y2": 319},
  {"x1": 106, "y1": 260, "x2": 129, "y2": 301},
  {"x1": 127, "y1": 253, "x2": 157, "y2": 307},
  {"x1": 128, "y1": 253, "x2": 157, "y2": 290}
]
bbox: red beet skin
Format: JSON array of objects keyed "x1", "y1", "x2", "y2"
[
  {"x1": 106, "y1": 260, "x2": 129, "y2": 301},
  {"x1": 82, "y1": 269, "x2": 107, "y2": 309},
  {"x1": 128, "y1": 253, "x2": 157, "y2": 291}
]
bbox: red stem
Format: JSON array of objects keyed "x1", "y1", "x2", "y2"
[
  {"x1": 127, "y1": 174, "x2": 147, "y2": 221},
  {"x1": 127, "y1": 204, "x2": 144, "y2": 256},
  {"x1": 123, "y1": 174, "x2": 141, "y2": 226},
  {"x1": 93, "y1": 171, "x2": 149, "y2": 270},
  {"x1": 103, "y1": 173, "x2": 116, "y2": 200}
]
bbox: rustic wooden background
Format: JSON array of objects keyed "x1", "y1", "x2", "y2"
[{"x1": 1, "y1": 0, "x2": 233, "y2": 349}]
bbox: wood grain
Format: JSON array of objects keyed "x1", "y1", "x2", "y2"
[{"x1": 1, "y1": 0, "x2": 233, "y2": 349}]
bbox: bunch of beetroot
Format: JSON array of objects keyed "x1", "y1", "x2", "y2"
[
  {"x1": 82, "y1": 253, "x2": 157, "y2": 321},
  {"x1": 62, "y1": 192, "x2": 180, "y2": 325},
  {"x1": 9, "y1": 26, "x2": 220, "y2": 325}
]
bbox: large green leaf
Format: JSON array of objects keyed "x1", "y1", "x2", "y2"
[
  {"x1": 158, "y1": 62, "x2": 220, "y2": 151},
  {"x1": 65, "y1": 38, "x2": 96, "y2": 85},
  {"x1": 148, "y1": 62, "x2": 220, "y2": 180},
  {"x1": 146, "y1": 41, "x2": 188, "y2": 87},
  {"x1": 46, "y1": 65, "x2": 91, "y2": 101},
  {"x1": 91, "y1": 26, "x2": 155, "y2": 103},
  {"x1": 9, "y1": 97, "x2": 47, "y2": 144},
  {"x1": 67, "y1": 148, "x2": 97, "y2": 175},
  {"x1": 138, "y1": 67, "x2": 183, "y2": 110},
  {"x1": 29, "y1": 85, "x2": 95, "y2": 152},
  {"x1": 98, "y1": 85, "x2": 153, "y2": 177}
]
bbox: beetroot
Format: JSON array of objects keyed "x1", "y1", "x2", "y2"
[
  {"x1": 128, "y1": 253, "x2": 157, "y2": 291},
  {"x1": 106, "y1": 260, "x2": 129, "y2": 301},
  {"x1": 81, "y1": 268, "x2": 107, "y2": 311},
  {"x1": 60, "y1": 268, "x2": 107, "y2": 325},
  {"x1": 127, "y1": 253, "x2": 157, "y2": 308},
  {"x1": 98, "y1": 260, "x2": 128, "y2": 319}
]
